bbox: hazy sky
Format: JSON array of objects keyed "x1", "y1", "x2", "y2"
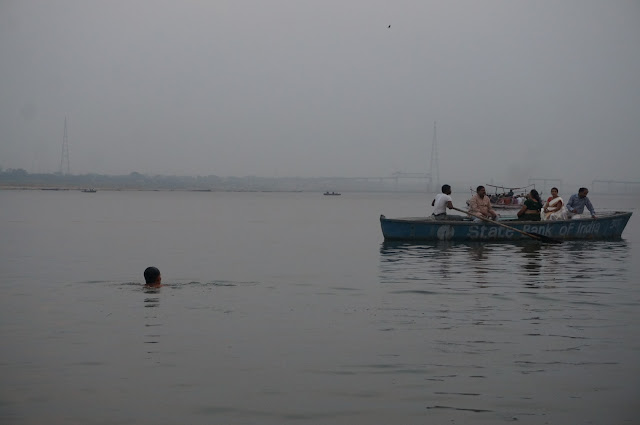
[{"x1": 1, "y1": 0, "x2": 639, "y2": 186}]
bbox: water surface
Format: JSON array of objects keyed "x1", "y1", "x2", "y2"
[{"x1": 1, "y1": 190, "x2": 639, "y2": 424}]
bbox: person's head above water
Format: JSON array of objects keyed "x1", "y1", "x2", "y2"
[{"x1": 144, "y1": 266, "x2": 161, "y2": 286}]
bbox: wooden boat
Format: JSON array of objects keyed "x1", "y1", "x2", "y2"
[
  {"x1": 379, "y1": 211, "x2": 632, "y2": 242},
  {"x1": 323, "y1": 191, "x2": 341, "y2": 196}
]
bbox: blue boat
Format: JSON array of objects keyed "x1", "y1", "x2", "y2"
[{"x1": 379, "y1": 212, "x2": 632, "y2": 242}]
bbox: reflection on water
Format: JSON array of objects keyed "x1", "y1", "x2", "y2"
[
  {"x1": 519, "y1": 243, "x2": 543, "y2": 285},
  {"x1": 375, "y1": 239, "x2": 637, "y2": 423},
  {"x1": 143, "y1": 286, "x2": 162, "y2": 360},
  {"x1": 379, "y1": 240, "x2": 630, "y2": 289}
]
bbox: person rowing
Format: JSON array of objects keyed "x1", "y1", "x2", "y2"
[
  {"x1": 431, "y1": 184, "x2": 453, "y2": 218},
  {"x1": 431, "y1": 184, "x2": 465, "y2": 220}
]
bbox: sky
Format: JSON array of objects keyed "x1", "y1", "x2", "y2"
[{"x1": 1, "y1": 0, "x2": 639, "y2": 187}]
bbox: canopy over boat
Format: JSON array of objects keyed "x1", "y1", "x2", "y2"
[
  {"x1": 485, "y1": 183, "x2": 535, "y2": 194},
  {"x1": 467, "y1": 183, "x2": 536, "y2": 209},
  {"x1": 380, "y1": 212, "x2": 632, "y2": 242}
]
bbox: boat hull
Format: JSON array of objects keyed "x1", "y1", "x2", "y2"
[{"x1": 380, "y1": 212, "x2": 632, "y2": 242}]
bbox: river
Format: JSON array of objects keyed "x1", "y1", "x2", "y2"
[{"x1": 1, "y1": 189, "x2": 639, "y2": 424}]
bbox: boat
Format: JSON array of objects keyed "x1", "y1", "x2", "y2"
[
  {"x1": 379, "y1": 212, "x2": 632, "y2": 242},
  {"x1": 467, "y1": 184, "x2": 535, "y2": 210},
  {"x1": 323, "y1": 191, "x2": 341, "y2": 196},
  {"x1": 81, "y1": 188, "x2": 97, "y2": 193}
]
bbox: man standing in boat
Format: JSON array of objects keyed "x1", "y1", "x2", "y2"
[
  {"x1": 468, "y1": 185, "x2": 498, "y2": 221},
  {"x1": 565, "y1": 187, "x2": 597, "y2": 219}
]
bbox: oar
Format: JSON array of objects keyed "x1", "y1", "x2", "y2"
[{"x1": 451, "y1": 206, "x2": 562, "y2": 244}]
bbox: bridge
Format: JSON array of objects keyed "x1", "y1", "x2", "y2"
[
  {"x1": 591, "y1": 180, "x2": 640, "y2": 193},
  {"x1": 310, "y1": 171, "x2": 436, "y2": 191},
  {"x1": 317, "y1": 122, "x2": 441, "y2": 191},
  {"x1": 338, "y1": 172, "x2": 434, "y2": 189}
]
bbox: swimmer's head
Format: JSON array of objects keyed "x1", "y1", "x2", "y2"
[{"x1": 144, "y1": 267, "x2": 161, "y2": 285}]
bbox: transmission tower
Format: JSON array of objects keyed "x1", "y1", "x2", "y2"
[
  {"x1": 428, "y1": 121, "x2": 439, "y2": 191},
  {"x1": 59, "y1": 116, "x2": 70, "y2": 175}
]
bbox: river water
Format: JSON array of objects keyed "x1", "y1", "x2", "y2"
[{"x1": 1, "y1": 190, "x2": 639, "y2": 424}]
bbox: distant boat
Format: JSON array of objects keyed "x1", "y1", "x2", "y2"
[
  {"x1": 81, "y1": 188, "x2": 97, "y2": 193},
  {"x1": 323, "y1": 191, "x2": 341, "y2": 196}
]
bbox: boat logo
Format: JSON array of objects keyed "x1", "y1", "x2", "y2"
[{"x1": 437, "y1": 225, "x2": 455, "y2": 240}]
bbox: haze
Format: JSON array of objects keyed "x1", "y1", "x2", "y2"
[{"x1": 1, "y1": 1, "x2": 639, "y2": 186}]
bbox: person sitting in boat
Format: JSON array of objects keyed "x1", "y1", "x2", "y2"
[
  {"x1": 565, "y1": 187, "x2": 597, "y2": 219},
  {"x1": 431, "y1": 184, "x2": 453, "y2": 218},
  {"x1": 144, "y1": 266, "x2": 162, "y2": 288},
  {"x1": 518, "y1": 193, "x2": 529, "y2": 205},
  {"x1": 468, "y1": 185, "x2": 498, "y2": 221},
  {"x1": 542, "y1": 187, "x2": 566, "y2": 220},
  {"x1": 430, "y1": 184, "x2": 465, "y2": 220},
  {"x1": 517, "y1": 189, "x2": 543, "y2": 221}
]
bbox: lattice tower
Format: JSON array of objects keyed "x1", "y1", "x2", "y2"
[
  {"x1": 59, "y1": 117, "x2": 70, "y2": 175},
  {"x1": 429, "y1": 121, "x2": 439, "y2": 191}
]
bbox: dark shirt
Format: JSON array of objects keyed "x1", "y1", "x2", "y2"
[
  {"x1": 518, "y1": 198, "x2": 542, "y2": 221},
  {"x1": 523, "y1": 198, "x2": 542, "y2": 212}
]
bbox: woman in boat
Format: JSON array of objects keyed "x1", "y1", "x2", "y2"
[
  {"x1": 517, "y1": 189, "x2": 543, "y2": 221},
  {"x1": 542, "y1": 187, "x2": 566, "y2": 220}
]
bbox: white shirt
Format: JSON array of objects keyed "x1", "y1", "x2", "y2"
[{"x1": 432, "y1": 193, "x2": 452, "y2": 215}]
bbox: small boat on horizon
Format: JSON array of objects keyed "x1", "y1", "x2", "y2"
[
  {"x1": 323, "y1": 191, "x2": 341, "y2": 196},
  {"x1": 81, "y1": 188, "x2": 97, "y2": 193}
]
